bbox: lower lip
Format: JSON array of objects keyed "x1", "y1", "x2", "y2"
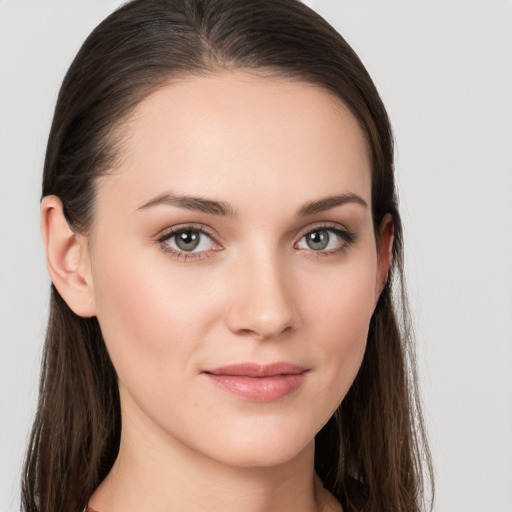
[{"x1": 204, "y1": 372, "x2": 307, "y2": 402}]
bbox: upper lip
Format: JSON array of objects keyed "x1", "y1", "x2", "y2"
[{"x1": 203, "y1": 362, "x2": 308, "y2": 377}]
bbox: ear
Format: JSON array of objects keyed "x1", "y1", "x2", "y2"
[
  {"x1": 41, "y1": 195, "x2": 96, "y2": 317},
  {"x1": 374, "y1": 213, "x2": 394, "y2": 302}
]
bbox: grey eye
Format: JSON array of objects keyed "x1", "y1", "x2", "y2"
[
  {"x1": 165, "y1": 229, "x2": 215, "y2": 253},
  {"x1": 296, "y1": 227, "x2": 353, "y2": 253},
  {"x1": 174, "y1": 230, "x2": 201, "y2": 251},
  {"x1": 305, "y1": 230, "x2": 330, "y2": 251}
]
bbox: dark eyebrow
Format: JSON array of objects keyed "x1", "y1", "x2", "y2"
[
  {"x1": 137, "y1": 193, "x2": 237, "y2": 217},
  {"x1": 137, "y1": 192, "x2": 366, "y2": 218},
  {"x1": 297, "y1": 193, "x2": 368, "y2": 216}
]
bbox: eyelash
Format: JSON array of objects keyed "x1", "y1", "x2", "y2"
[
  {"x1": 157, "y1": 224, "x2": 221, "y2": 262},
  {"x1": 294, "y1": 223, "x2": 356, "y2": 258},
  {"x1": 156, "y1": 223, "x2": 356, "y2": 262}
]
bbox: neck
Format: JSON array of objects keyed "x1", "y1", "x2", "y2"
[{"x1": 89, "y1": 402, "x2": 339, "y2": 512}]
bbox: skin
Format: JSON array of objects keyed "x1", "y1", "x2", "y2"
[{"x1": 41, "y1": 71, "x2": 393, "y2": 512}]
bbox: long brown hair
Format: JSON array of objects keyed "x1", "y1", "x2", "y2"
[{"x1": 23, "y1": 1, "x2": 433, "y2": 510}]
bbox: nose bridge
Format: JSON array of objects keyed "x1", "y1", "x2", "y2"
[{"x1": 225, "y1": 243, "x2": 296, "y2": 339}]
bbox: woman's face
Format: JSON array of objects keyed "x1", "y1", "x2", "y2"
[{"x1": 86, "y1": 71, "x2": 389, "y2": 468}]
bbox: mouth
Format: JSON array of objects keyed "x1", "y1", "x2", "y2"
[{"x1": 202, "y1": 362, "x2": 308, "y2": 402}]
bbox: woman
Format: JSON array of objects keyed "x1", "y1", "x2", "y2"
[{"x1": 22, "y1": 0, "x2": 433, "y2": 511}]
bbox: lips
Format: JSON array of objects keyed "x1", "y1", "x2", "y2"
[{"x1": 202, "y1": 363, "x2": 308, "y2": 402}]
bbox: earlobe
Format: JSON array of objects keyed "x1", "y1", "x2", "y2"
[
  {"x1": 375, "y1": 213, "x2": 394, "y2": 302},
  {"x1": 41, "y1": 196, "x2": 96, "y2": 317}
]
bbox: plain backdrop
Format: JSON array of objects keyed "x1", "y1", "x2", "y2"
[{"x1": 1, "y1": 1, "x2": 511, "y2": 511}]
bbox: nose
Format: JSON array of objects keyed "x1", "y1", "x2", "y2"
[{"x1": 224, "y1": 250, "x2": 297, "y2": 340}]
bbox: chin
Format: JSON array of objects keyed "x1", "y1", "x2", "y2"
[
  {"x1": 216, "y1": 443, "x2": 313, "y2": 470},
  {"x1": 191, "y1": 418, "x2": 317, "y2": 470}
]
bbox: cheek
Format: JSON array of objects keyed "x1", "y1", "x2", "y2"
[
  {"x1": 90, "y1": 242, "x2": 219, "y2": 385},
  {"x1": 303, "y1": 252, "x2": 377, "y2": 339},
  {"x1": 319, "y1": 289, "x2": 372, "y2": 382},
  {"x1": 299, "y1": 255, "x2": 377, "y2": 403}
]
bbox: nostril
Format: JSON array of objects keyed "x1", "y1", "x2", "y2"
[{"x1": 231, "y1": 318, "x2": 295, "y2": 341}]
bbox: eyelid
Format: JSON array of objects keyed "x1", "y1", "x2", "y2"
[
  {"x1": 156, "y1": 223, "x2": 223, "y2": 261},
  {"x1": 295, "y1": 221, "x2": 353, "y2": 240},
  {"x1": 294, "y1": 222, "x2": 357, "y2": 253},
  {"x1": 156, "y1": 222, "x2": 218, "y2": 242},
  {"x1": 155, "y1": 221, "x2": 355, "y2": 262}
]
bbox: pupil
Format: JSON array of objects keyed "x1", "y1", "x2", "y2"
[
  {"x1": 176, "y1": 230, "x2": 200, "y2": 251},
  {"x1": 307, "y1": 230, "x2": 329, "y2": 250}
]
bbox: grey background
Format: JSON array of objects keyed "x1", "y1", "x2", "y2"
[{"x1": 1, "y1": 1, "x2": 511, "y2": 511}]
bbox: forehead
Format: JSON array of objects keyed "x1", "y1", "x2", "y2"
[{"x1": 100, "y1": 71, "x2": 371, "y2": 213}]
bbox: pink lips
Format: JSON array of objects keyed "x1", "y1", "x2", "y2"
[{"x1": 202, "y1": 362, "x2": 308, "y2": 402}]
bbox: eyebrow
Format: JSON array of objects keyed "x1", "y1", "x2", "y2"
[
  {"x1": 137, "y1": 193, "x2": 237, "y2": 217},
  {"x1": 297, "y1": 193, "x2": 368, "y2": 216},
  {"x1": 137, "y1": 191, "x2": 367, "y2": 217}
]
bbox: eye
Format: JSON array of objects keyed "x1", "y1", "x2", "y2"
[
  {"x1": 169, "y1": 229, "x2": 210, "y2": 252},
  {"x1": 295, "y1": 226, "x2": 355, "y2": 253},
  {"x1": 159, "y1": 226, "x2": 221, "y2": 257}
]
